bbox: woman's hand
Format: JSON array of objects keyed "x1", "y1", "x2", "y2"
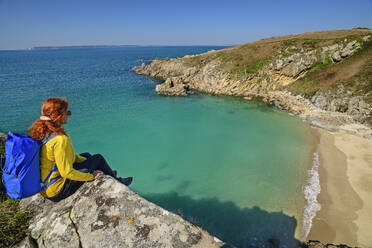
[{"x1": 92, "y1": 170, "x2": 103, "y2": 179}]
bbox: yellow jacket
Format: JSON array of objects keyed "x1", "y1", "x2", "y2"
[{"x1": 39, "y1": 133, "x2": 94, "y2": 198}]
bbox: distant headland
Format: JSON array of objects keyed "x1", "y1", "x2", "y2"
[{"x1": 29, "y1": 45, "x2": 140, "y2": 50}]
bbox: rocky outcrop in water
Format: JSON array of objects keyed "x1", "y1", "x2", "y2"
[
  {"x1": 155, "y1": 77, "x2": 189, "y2": 96},
  {"x1": 16, "y1": 175, "x2": 227, "y2": 248}
]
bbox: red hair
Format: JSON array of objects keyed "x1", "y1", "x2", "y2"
[{"x1": 28, "y1": 97, "x2": 69, "y2": 140}]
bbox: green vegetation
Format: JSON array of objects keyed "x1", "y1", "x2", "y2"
[
  {"x1": 283, "y1": 53, "x2": 335, "y2": 96},
  {"x1": 183, "y1": 42, "x2": 276, "y2": 77},
  {"x1": 356, "y1": 38, "x2": 366, "y2": 48},
  {"x1": 184, "y1": 30, "x2": 372, "y2": 79},
  {"x1": 0, "y1": 197, "x2": 31, "y2": 247},
  {"x1": 287, "y1": 40, "x2": 372, "y2": 101},
  {"x1": 307, "y1": 53, "x2": 332, "y2": 74},
  {"x1": 245, "y1": 60, "x2": 266, "y2": 74},
  {"x1": 287, "y1": 77, "x2": 321, "y2": 97},
  {"x1": 280, "y1": 38, "x2": 319, "y2": 50},
  {"x1": 0, "y1": 136, "x2": 31, "y2": 247},
  {"x1": 323, "y1": 53, "x2": 332, "y2": 65},
  {"x1": 180, "y1": 29, "x2": 372, "y2": 105}
]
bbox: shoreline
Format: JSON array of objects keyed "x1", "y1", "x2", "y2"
[
  {"x1": 307, "y1": 127, "x2": 372, "y2": 247},
  {"x1": 300, "y1": 129, "x2": 321, "y2": 241}
]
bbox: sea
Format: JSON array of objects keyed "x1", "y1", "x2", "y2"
[{"x1": 0, "y1": 46, "x2": 319, "y2": 247}]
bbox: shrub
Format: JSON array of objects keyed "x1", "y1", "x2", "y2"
[
  {"x1": 352, "y1": 27, "x2": 370, "y2": 30},
  {"x1": 245, "y1": 60, "x2": 266, "y2": 74},
  {"x1": 0, "y1": 198, "x2": 31, "y2": 247}
]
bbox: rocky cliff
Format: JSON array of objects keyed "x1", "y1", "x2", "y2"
[
  {"x1": 132, "y1": 29, "x2": 372, "y2": 136},
  {"x1": 16, "y1": 176, "x2": 227, "y2": 248}
]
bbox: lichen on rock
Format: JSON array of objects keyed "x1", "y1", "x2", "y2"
[{"x1": 17, "y1": 176, "x2": 227, "y2": 248}]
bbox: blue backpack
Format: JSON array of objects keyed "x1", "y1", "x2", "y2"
[{"x1": 1, "y1": 132, "x2": 61, "y2": 199}]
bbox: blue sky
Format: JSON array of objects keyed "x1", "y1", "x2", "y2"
[{"x1": 0, "y1": 0, "x2": 371, "y2": 50}]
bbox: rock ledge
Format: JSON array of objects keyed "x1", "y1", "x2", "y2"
[{"x1": 17, "y1": 176, "x2": 227, "y2": 248}]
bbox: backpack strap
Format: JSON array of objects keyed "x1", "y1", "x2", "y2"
[
  {"x1": 0, "y1": 154, "x2": 4, "y2": 172},
  {"x1": 40, "y1": 133, "x2": 61, "y2": 190},
  {"x1": 41, "y1": 133, "x2": 57, "y2": 145},
  {"x1": 0, "y1": 154, "x2": 5, "y2": 187},
  {"x1": 41, "y1": 165, "x2": 61, "y2": 190}
]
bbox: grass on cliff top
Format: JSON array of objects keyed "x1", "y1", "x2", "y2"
[
  {"x1": 183, "y1": 29, "x2": 372, "y2": 78},
  {"x1": 286, "y1": 39, "x2": 372, "y2": 102},
  {"x1": 184, "y1": 41, "x2": 275, "y2": 76},
  {"x1": 0, "y1": 137, "x2": 31, "y2": 248}
]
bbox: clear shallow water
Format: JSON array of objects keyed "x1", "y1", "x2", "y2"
[{"x1": 0, "y1": 47, "x2": 314, "y2": 247}]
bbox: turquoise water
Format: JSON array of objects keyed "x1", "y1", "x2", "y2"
[{"x1": 0, "y1": 47, "x2": 314, "y2": 247}]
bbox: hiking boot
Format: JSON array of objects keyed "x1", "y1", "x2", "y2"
[{"x1": 118, "y1": 177, "x2": 133, "y2": 186}]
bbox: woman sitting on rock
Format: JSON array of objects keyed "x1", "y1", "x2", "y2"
[{"x1": 28, "y1": 97, "x2": 132, "y2": 202}]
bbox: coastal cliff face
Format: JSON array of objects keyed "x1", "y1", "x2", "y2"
[{"x1": 132, "y1": 29, "x2": 372, "y2": 134}]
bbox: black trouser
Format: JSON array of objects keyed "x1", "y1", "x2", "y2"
[{"x1": 47, "y1": 153, "x2": 117, "y2": 202}]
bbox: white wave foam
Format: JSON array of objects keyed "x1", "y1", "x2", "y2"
[{"x1": 302, "y1": 152, "x2": 321, "y2": 239}]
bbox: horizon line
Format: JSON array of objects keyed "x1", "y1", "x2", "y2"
[{"x1": 0, "y1": 44, "x2": 237, "y2": 51}]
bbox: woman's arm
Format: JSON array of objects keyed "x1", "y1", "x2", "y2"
[
  {"x1": 74, "y1": 153, "x2": 87, "y2": 163},
  {"x1": 53, "y1": 136, "x2": 94, "y2": 181}
]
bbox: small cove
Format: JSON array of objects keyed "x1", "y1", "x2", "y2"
[{"x1": 0, "y1": 47, "x2": 315, "y2": 247}]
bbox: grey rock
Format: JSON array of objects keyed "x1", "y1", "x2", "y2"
[
  {"x1": 329, "y1": 98, "x2": 348, "y2": 112},
  {"x1": 340, "y1": 40, "x2": 362, "y2": 58},
  {"x1": 19, "y1": 176, "x2": 226, "y2": 248},
  {"x1": 303, "y1": 55, "x2": 316, "y2": 68},
  {"x1": 328, "y1": 44, "x2": 339, "y2": 51},
  {"x1": 336, "y1": 85, "x2": 345, "y2": 95},
  {"x1": 13, "y1": 236, "x2": 38, "y2": 248},
  {"x1": 340, "y1": 44, "x2": 357, "y2": 58},
  {"x1": 363, "y1": 134, "x2": 372, "y2": 140},
  {"x1": 345, "y1": 40, "x2": 357, "y2": 49},
  {"x1": 310, "y1": 88, "x2": 371, "y2": 125},
  {"x1": 341, "y1": 49, "x2": 354, "y2": 58},
  {"x1": 331, "y1": 51, "x2": 341, "y2": 62},
  {"x1": 305, "y1": 240, "x2": 353, "y2": 248},
  {"x1": 275, "y1": 59, "x2": 284, "y2": 70},
  {"x1": 281, "y1": 62, "x2": 306, "y2": 77},
  {"x1": 311, "y1": 94, "x2": 328, "y2": 109},
  {"x1": 322, "y1": 46, "x2": 329, "y2": 52},
  {"x1": 286, "y1": 55, "x2": 294, "y2": 63},
  {"x1": 310, "y1": 120, "x2": 339, "y2": 132},
  {"x1": 362, "y1": 35, "x2": 371, "y2": 42},
  {"x1": 155, "y1": 77, "x2": 188, "y2": 96}
]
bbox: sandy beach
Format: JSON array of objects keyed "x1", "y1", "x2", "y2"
[{"x1": 308, "y1": 127, "x2": 372, "y2": 247}]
